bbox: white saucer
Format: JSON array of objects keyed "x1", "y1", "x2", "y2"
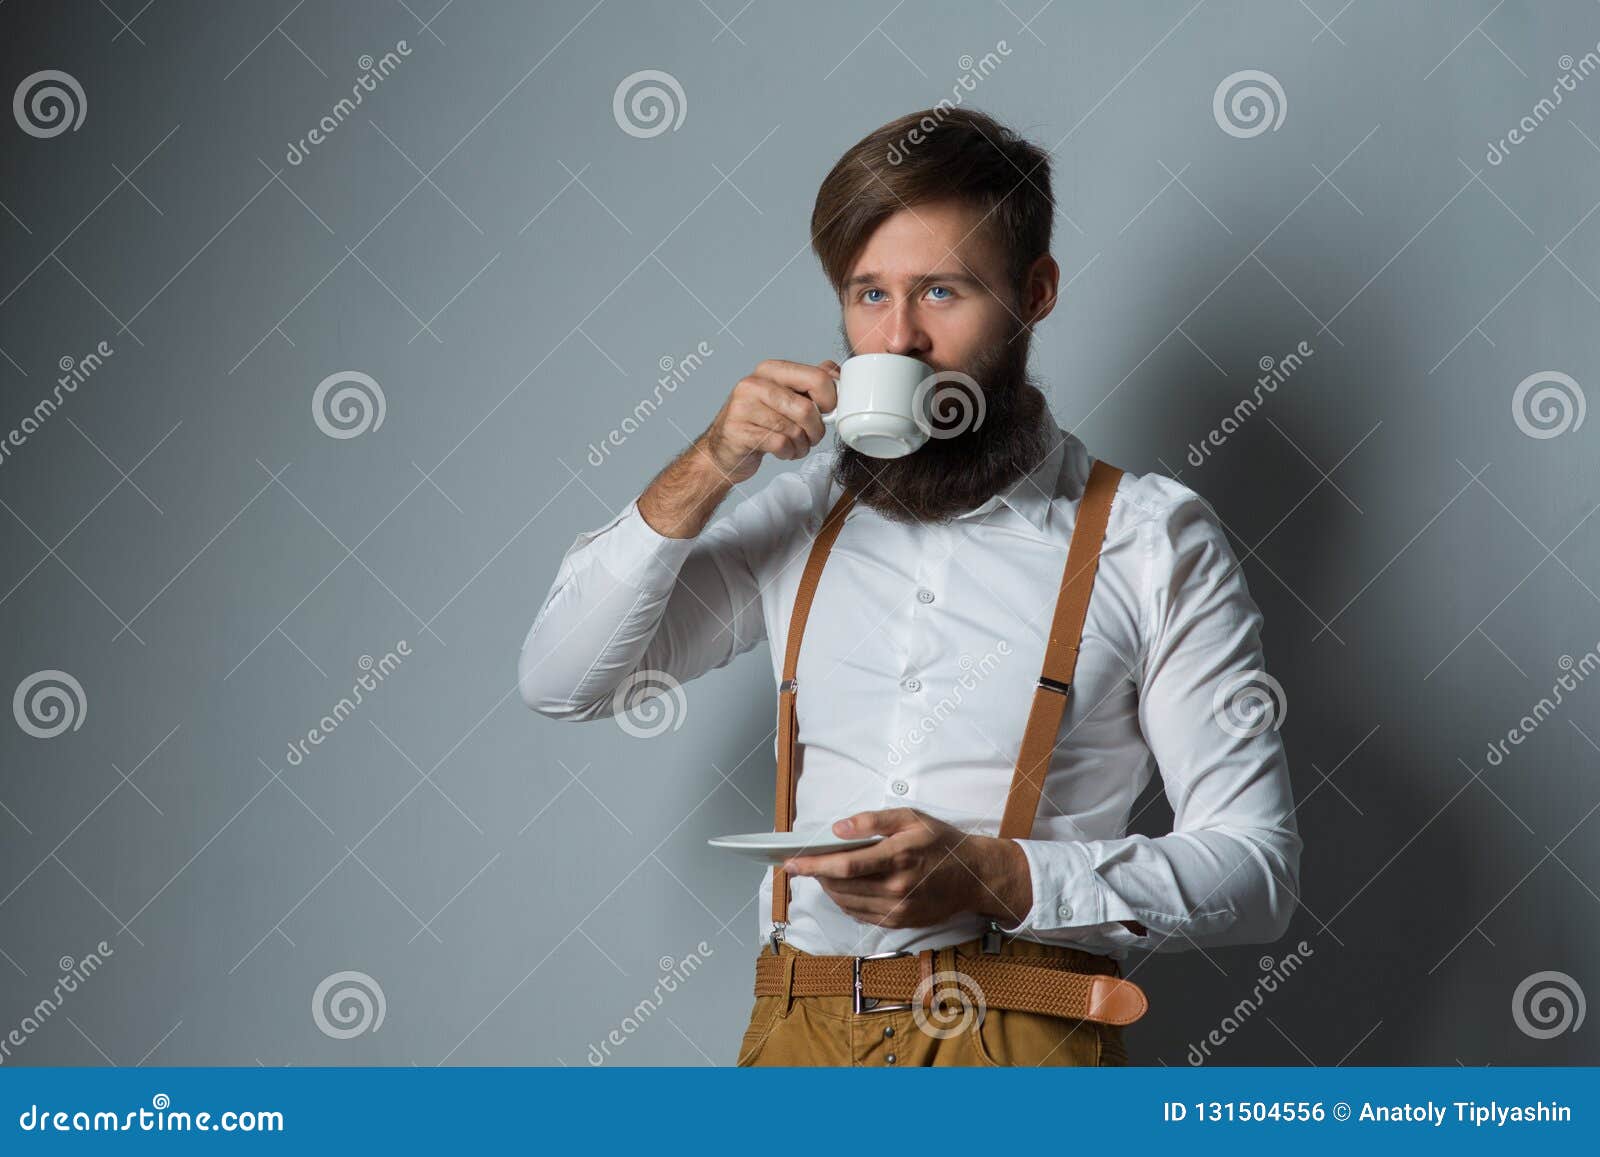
[{"x1": 707, "y1": 829, "x2": 883, "y2": 865}]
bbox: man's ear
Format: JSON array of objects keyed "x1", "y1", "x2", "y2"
[{"x1": 1019, "y1": 253, "x2": 1060, "y2": 327}]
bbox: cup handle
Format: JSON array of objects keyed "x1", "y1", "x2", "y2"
[{"x1": 819, "y1": 363, "x2": 841, "y2": 426}]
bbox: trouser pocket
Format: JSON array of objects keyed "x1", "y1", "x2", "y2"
[
  {"x1": 735, "y1": 995, "x2": 783, "y2": 1066},
  {"x1": 971, "y1": 1006, "x2": 1105, "y2": 1067}
]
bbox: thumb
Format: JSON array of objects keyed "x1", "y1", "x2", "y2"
[{"x1": 835, "y1": 809, "x2": 908, "y2": 837}]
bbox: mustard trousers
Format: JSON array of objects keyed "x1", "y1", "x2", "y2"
[{"x1": 736, "y1": 935, "x2": 1130, "y2": 1067}]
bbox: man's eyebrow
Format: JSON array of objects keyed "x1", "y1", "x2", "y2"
[{"x1": 843, "y1": 270, "x2": 985, "y2": 289}]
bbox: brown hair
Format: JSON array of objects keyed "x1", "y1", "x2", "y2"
[{"x1": 810, "y1": 107, "x2": 1053, "y2": 297}]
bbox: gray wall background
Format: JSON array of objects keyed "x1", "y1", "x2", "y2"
[{"x1": 2, "y1": 0, "x2": 1597, "y2": 1066}]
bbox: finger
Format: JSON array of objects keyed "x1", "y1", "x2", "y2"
[
  {"x1": 820, "y1": 872, "x2": 916, "y2": 899},
  {"x1": 755, "y1": 359, "x2": 839, "y2": 421},
  {"x1": 729, "y1": 377, "x2": 812, "y2": 456},
  {"x1": 785, "y1": 840, "x2": 899, "y2": 880},
  {"x1": 836, "y1": 808, "x2": 921, "y2": 838},
  {"x1": 734, "y1": 411, "x2": 808, "y2": 461},
  {"x1": 820, "y1": 880, "x2": 896, "y2": 917},
  {"x1": 746, "y1": 379, "x2": 827, "y2": 446},
  {"x1": 818, "y1": 359, "x2": 841, "y2": 407},
  {"x1": 812, "y1": 361, "x2": 841, "y2": 418},
  {"x1": 827, "y1": 893, "x2": 913, "y2": 929}
]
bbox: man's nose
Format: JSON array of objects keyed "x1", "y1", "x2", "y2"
[{"x1": 881, "y1": 303, "x2": 932, "y2": 358}]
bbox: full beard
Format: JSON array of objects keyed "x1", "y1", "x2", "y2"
[{"x1": 829, "y1": 328, "x2": 1054, "y2": 525}]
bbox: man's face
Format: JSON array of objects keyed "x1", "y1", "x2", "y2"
[
  {"x1": 840, "y1": 198, "x2": 1019, "y2": 372},
  {"x1": 828, "y1": 197, "x2": 1057, "y2": 525}
]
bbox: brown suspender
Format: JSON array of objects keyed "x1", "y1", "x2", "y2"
[
  {"x1": 997, "y1": 458, "x2": 1122, "y2": 840},
  {"x1": 769, "y1": 457, "x2": 1125, "y2": 933},
  {"x1": 772, "y1": 488, "x2": 858, "y2": 925}
]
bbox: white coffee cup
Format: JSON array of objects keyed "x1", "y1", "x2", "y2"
[{"x1": 820, "y1": 353, "x2": 936, "y2": 459}]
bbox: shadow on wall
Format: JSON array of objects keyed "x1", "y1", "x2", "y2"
[{"x1": 1115, "y1": 259, "x2": 1578, "y2": 1064}]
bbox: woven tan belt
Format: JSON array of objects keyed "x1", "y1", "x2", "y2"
[{"x1": 753, "y1": 948, "x2": 1148, "y2": 1026}]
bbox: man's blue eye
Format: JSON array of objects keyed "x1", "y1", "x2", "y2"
[
  {"x1": 863, "y1": 288, "x2": 885, "y2": 303},
  {"x1": 927, "y1": 285, "x2": 952, "y2": 300}
]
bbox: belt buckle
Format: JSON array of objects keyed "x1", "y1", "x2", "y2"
[{"x1": 853, "y1": 950, "x2": 913, "y2": 1014}]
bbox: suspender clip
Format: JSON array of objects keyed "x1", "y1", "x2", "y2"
[
  {"x1": 779, "y1": 678, "x2": 798, "y2": 694},
  {"x1": 1036, "y1": 675, "x2": 1072, "y2": 696},
  {"x1": 769, "y1": 922, "x2": 787, "y2": 954},
  {"x1": 983, "y1": 920, "x2": 1004, "y2": 954}
]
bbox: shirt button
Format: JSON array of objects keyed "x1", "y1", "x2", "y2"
[
  {"x1": 1057, "y1": 903, "x2": 1073, "y2": 920},
  {"x1": 902, "y1": 677, "x2": 922, "y2": 693},
  {"x1": 885, "y1": 1053, "x2": 897, "y2": 1065},
  {"x1": 915, "y1": 588, "x2": 935, "y2": 604},
  {"x1": 890, "y1": 779, "x2": 909, "y2": 796},
  {"x1": 883, "y1": 1026, "x2": 895, "y2": 1039}
]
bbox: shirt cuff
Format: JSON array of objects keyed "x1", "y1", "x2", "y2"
[
  {"x1": 1000, "y1": 837, "x2": 1166, "y2": 945},
  {"x1": 586, "y1": 498, "x2": 700, "y2": 589},
  {"x1": 996, "y1": 838, "x2": 1091, "y2": 934}
]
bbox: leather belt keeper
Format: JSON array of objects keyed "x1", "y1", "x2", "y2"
[{"x1": 753, "y1": 951, "x2": 1148, "y2": 1026}]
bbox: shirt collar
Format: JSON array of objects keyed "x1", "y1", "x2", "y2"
[{"x1": 949, "y1": 425, "x2": 1084, "y2": 537}]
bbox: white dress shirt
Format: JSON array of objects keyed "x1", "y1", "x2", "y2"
[{"x1": 519, "y1": 425, "x2": 1301, "y2": 959}]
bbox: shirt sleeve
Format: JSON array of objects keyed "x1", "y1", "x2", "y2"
[
  {"x1": 1000, "y1": 490, "x2": 1302, "y2": 951},
  {"x1": 517, "y1": 492, "x2": 771, "y2": 721}
]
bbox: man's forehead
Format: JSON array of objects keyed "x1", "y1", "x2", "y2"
[{"x1": 847, "y1": 203, "x2": 1003, "y2": 282}]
